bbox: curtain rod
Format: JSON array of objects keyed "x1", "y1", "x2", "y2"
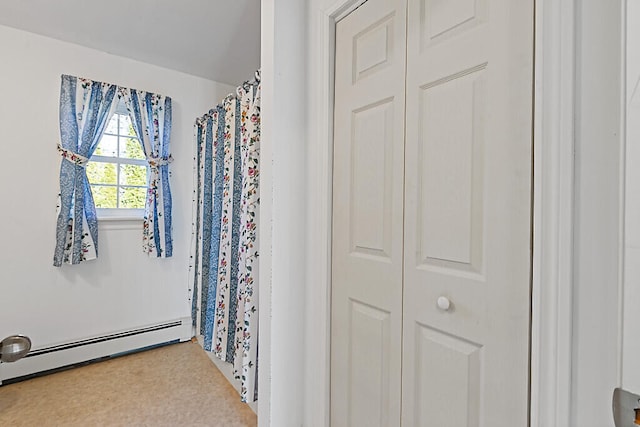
[{"x1": 195, "y1": 69, "x2": 261, "y2": 124}]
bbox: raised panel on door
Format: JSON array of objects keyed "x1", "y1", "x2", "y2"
[
  {"x1": 414, "y1": 324, "x2": 483, "y2": 427},
  {"x1": 331, "y1": 0, "x2": 406, "y2": 425},
  {"x1": 402, "y1": 0, "x2": 534, "y2": 425}
]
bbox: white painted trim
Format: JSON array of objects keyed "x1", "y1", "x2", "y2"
[
  {"x1": 618, "y1": 0, "x2": 627, "y2": 389},
  {"x1": 258, "y1": 2, "x2": 274, "y2": 425},
  {"x1": 97, "y1": 218, "x2": 144, "y2": 231},
  {"x1": 530, "y1": 0, "x2": 576, "y2": 426},
  {"x1": 333, "y1": 0, "x2": 368, "y2": 22},
  {"x1": 304, "y1": 0, "x2": 577, "y2": 425},
  {"x1": 304, "y1": 2, "x2": 369, "y2": 426},
  {"x1": 304, "y1": 8, "x2": 332, "y2": 427}
]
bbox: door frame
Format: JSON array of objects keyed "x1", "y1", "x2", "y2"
[{"x1": 303, "y1": 0, "x2": 577, "y2": 425}]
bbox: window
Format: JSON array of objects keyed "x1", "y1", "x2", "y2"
[{"x1": 87, "y1": 100, "x2": 148, "y2": 218}]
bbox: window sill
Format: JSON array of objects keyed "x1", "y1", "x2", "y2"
[
  {"x1": 98, "y1": 217, "x2": 143, "y2": 231},
  {"x1": 98, "y1": 216, "x2": 144, "y2": 222},
  {"x1": 96, "y1": 208, "x2": 144, "y2": 222}
]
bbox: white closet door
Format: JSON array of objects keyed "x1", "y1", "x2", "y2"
[
  {"x1": 402, "y1": 0, "x2": 534, "y2": 426},
  {"x1": 331, "y1": 0, "x2": 407, "y2": 425}
]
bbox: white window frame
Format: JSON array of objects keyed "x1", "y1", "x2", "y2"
[{"x1": 89, "y1": 100, "x2": 148, "y2": 220}]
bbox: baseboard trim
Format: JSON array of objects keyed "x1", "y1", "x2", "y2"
[{"x1": 0, "y1": 317, "x2": 191, "y2": 385}]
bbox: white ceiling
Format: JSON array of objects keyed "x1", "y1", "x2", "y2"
[{"x1": 0, "y1": 0, "x2": 261, "y2": 86}]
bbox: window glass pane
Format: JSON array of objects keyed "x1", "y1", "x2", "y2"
[
  {"x1": 104, "y1": 114, "x2": 118, "y2": 135},
  {"x1": 119, "y1": 114, "x2": 137, "y2": 137},
  {"x1": 119, "y1": 186, "x2": 146, "y2": 209},
  {"x1": 94, "y1": 134, "x2": 118, "y2": 156},
  {"x1": 87, "y1": 162, "x2": 117, "y2": 185},
  {"x1": 91, "y1": 186, "x2": 117, "y2": 208},
  {"x1": 119, "y1": 164, "x2": 147, "y2": 186},
  {"x1": 120, "y1": 137, "x2": 145, "y2": 160}
]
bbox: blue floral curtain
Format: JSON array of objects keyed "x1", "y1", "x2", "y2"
[
  {"x1": 53, "y1": 75, "x2": 118, "y2": 266},
  {"x1": 189, "y1": 72, "x2": 261, "y2": 402},
  {"x1": 120, "y1": 89, "x2": 174, "y2": 257}
]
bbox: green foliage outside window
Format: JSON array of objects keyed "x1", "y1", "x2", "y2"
[{"x1": 87, "y1": 113, "x2": 148, "y2": 210}]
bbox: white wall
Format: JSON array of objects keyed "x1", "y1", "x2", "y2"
[
  {"x1": 259, "y1": 0, "x2": 308, "y2": 425},
  {"x1": 572, "y1": 0, "x2": 624, "y2": 425},
  {"x1": 0, "y1": 25, "x2": 234, "y2": 351}
]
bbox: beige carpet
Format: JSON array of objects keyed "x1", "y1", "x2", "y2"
[{"x1": 0, "y1": 341, "x2": 257, "y2": 427}]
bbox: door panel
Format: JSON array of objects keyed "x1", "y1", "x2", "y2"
[
  {"x1": 348, "y1": 300, "x2": 392, "y2": 426},
  {"x1": 419, "y1": 0, "x2": 486, "y2": 46},
  {"x1": 414, "y1": 324, "x2": 482, "y2": 427},
  {"x1": 403, "y1": 0, "x2": 533, "y2": 426},
  {"x1": 417, "y1": 65, "x2": 486, "y2": 273},
  {"x1": 331, "y1": 0, "x2": 407, "y2": 425},
  {"x1": 350, "y1": 98, "x2": 395, "y2": 260}
]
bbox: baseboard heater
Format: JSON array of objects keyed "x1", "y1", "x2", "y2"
[{"x1": 0, "y1": 317, "x2": 192, "y2": 385}]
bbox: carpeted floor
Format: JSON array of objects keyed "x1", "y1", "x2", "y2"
[{"x1": 0, "y1": 341, "x2": 257, "y2": 426}]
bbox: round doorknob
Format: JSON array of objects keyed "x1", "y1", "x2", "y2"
[{"x1": 437, "y1": 296, "x2": 451, "y2": 311}]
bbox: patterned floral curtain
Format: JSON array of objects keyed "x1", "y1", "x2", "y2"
[
  {"x1": 53, "y1": 75, "x2": 118, "y2": 266},
  {"x1": 189, "y1": 72, "x2": 261, "y2": 403},
  {"x1": 120, "y1": 89, "x2": 174, "y2": 257}
]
